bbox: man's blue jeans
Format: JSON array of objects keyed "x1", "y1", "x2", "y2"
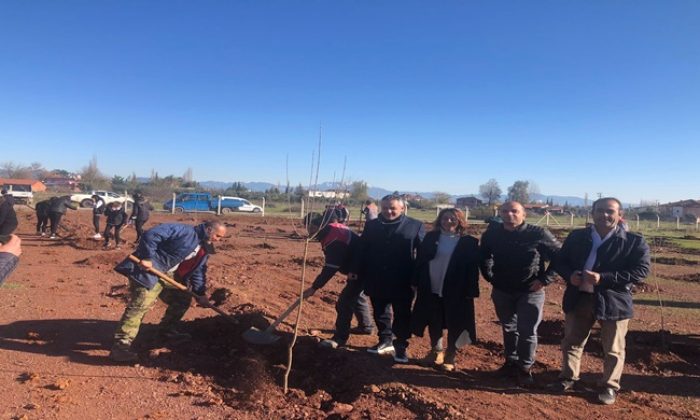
[{"x1": 491, "y1": 287, "x2": 545, "y2": 370}]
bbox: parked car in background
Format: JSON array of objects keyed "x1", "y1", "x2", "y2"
[
  {"x1": 220, "y1": 196, "x2": 263, "y2": 213},
  {"x1": 0, "y1": 183, "x2": 33, "y2": 204},
  {"x1": 163, "y1": 193, "x2": 263, "y2": 213},
  {"x1": 70, "y1": 190, "x2": 134, "y2": 208}
]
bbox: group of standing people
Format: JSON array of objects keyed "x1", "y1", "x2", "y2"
[
  {"x1": 91, "y1": 191, "x2": 153, "y2": 248},
  {"x1": 35, "y1": 195, "x2": 77, "y2": 238},
  {"x1": 304, "y1": 195, "x2": 649, "y2": 405},
  {"x1": 3, "y1": 186, "x2": 649, "y2": 406}
]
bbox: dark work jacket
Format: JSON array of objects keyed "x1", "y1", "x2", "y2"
[
  {"x1": 411, "y1": 231, "x2": 480, "y2": 343},
  {"x1": 114, "y1": 223, "x2": 211, "y2": 295},
  {"x1": 554, "y1": 226, "x2": 650, "y2": 321},
  {"x1": 104, "y1": 206, "x2": 128, "y2": 227},
  {"x1": 0, "y1": 195, "x2": 18, "y2": 235},
  {"x1": 49, "y1": 196, "x2": 77, "y2": 214},
  {"x1": 311, "y1": 223, "x2": 359, "y2": 290},
  {"x1": 479, "y1": 223, "x2": 561, "y2": 293},
  {"x1": 35, "y1": 200, "x2": 51, "y2": 218},
  {"x1": 354, "y1": 215, "x2": 425, "y2": 299},
  {"x1": 131, "y1": 200, "x2": 152, "y2": 222}
]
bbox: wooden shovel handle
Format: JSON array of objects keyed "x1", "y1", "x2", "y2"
[
  {"x1": 266, "y1": 297, "x2": 302, "y2": 332},
  {"x1": 128, "y1": 254, "x2": 188, "y2": 291},
  {"x1": 127, "y1": 254, "x2": 237, "y2": 323}
]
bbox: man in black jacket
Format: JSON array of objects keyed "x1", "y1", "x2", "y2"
[
  {"x1": 91, "y1": 194, "x2": 106, "y2": 239},
  {"x1": 48, "y1": 195, "x2": 77, "y2": 239},
  {"x1": 352, "y1": 194, "x2": 425, "y2": 363},
  {"x1": 479, "y1": 201, "x2": 560, "y2": 385},
  {"x1": 552, "y1": 197, "x2": 650, "y2": 405},
  {"x1": 0, "y1": 189, "x2": 18, "y2": 235},
  {"x1": 130, "y1": 192, "x2": 153, "y2": 245}
]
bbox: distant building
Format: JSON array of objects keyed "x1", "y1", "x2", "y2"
[
  {"x1": 43, "y1": 176, "x2": 80, "y2": 190},
  {"x1": 658, "y1": 199, "x2": 700, "y2": 219},
  {"x1": 308, "y1": 190, "x2": 350, "y2": 199},
  {"x1": 523, "y1": 203, "x2": 549, "y2": 214},
  {"x1": 456, "y1": 196, "x2": 483, "y2": 208},
  {"x1": 404, "y1": 193, "x2": 425, "y2": 202},
  {"x1": 0, "y1": 178, "x2": 46, "y2": 192}
]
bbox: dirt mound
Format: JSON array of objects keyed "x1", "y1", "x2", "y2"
[
  {"x1": 655, "y1": 256, "x2": 700, "y2": 266},
  {"x1": 671, "y1": 273, "x2": 700, "y2": 283},
  {"x1": 74, "y1": 253, "x2": 125, "y2": 267},
  {"x1": 210, "y1": 288, "x2": 233, "y2": 306}
]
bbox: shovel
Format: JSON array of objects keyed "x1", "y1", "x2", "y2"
[
  {"x1": 127, "y1": 254, "x2": 239, "y2": 325},
  {"x1": 242, "y1": 297, "x2": 303, "y2": 345}
]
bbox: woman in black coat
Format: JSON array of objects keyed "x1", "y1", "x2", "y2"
[{"x1": 411, "y1": 208, "x2": 479, "y2": 371}]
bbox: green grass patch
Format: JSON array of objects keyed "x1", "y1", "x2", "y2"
[{"x1": 670, "y1": 239, "x2": 700, "y2": 250}]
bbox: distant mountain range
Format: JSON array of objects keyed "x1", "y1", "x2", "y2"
[{"x1": 198, "y1": 180, "x2": 591, "y2": 206}]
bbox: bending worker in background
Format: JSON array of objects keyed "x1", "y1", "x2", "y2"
[{"x1": 302, "y1": 210, "x2": 375, "y2": 349}]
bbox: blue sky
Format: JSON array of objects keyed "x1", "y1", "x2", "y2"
[{"x1": 1, "y1": 1, "x2": 698, "y2": 204}]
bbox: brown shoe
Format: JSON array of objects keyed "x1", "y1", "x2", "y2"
[
  {"x1": 440, "y1": 350, "x2": 456, "y2": 372},
  {"x1": 419, "y1": 348, "x2": 444, "y2": 367}
]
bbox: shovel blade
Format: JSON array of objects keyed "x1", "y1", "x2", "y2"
[{"x1": 242, "y1": 326, "x2": 281, "y2": 345}]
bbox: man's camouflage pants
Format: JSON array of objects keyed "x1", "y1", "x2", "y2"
[{"x1": 113, "y1": 278, "x2": 192, "y2": 347}]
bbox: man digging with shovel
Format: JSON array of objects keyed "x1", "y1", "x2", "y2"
[{"x1": 109, "y1": 220, "x2": 227, "y2": 363}]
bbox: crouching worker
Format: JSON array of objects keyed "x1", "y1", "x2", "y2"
[
  {"x1": 302, "y1": 211, "x2": 375, "y2": 349},
  {"x1": 103, "y1": 201, "x2": 128, "y2": 249},
  {"x1": 109, "y1": 220, "x2": 227, "y2": 362}
]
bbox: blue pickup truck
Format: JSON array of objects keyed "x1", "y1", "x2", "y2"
[{"x1": 163, "y1": 193, "x2": 262, "y2": 214}]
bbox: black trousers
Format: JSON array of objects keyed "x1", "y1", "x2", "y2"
[
  {"x1": 134, "y1": 219, "x2": 146, "y2": 243},
  {"x1": 370, "y1": 294, "x2": 413, "y2": 349},
  {"x1": 104, "y1": 224, "x2": 122, "y2": 245},
  {"x1": 333, "y1": 279, "x2": 374, "y2": 343},
  {"x1": 49, "y1": 212, "x2": 63, "y2": 236},
  {"x1": 37, "y1": 214, "x2": 49, "y2": 233},
  {"x1": 93, "y1": 214, "x2": 101, "y2": 234}
]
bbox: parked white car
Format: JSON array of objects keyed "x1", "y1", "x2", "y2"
[
  {"x1": 71, "y1": 190, "x2": 134, "y2": 208},
  {"x1": 1, "y1": 183, "x2": 34, "y2": 204},
  {"x1": 220, "y1": 196, "x2": 263, "y2": 213}
]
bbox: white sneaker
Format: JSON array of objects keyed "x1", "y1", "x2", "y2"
[
  {"x1": 319, "y1": 339, "x2": 345, "y2": 349},
  {"x1": 92, "y1": 233, "x2": 102, "y2": 239},
  {"x1": 367, "y1": 341, "x2": 395, "y2": 355}
]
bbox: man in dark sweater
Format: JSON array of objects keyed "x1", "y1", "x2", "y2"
[
  {"x1": 103, "y1": 201, "x2": 128, "y2": 249},
  {"x1": 301, "y1": 210, "x2": 375, "y2": 349},
  {"x1": 91, "y1": 194, "x2": 106, "y2": 239},
  {"x1": 352, "y1": 194, "x2": 425, "y2": 363},
  {"x1": 48, "y1": 195, "x2": 78, "y2": 239},
  {"x1": 130, "y1": 192, "x2": 153, "y2": 245},
  {"x1": 552, "y1": 197, "x2": 650, "y2": 405},
  {"x1": 479, "y1": 201, "x2": 560, "y2": 385}
]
